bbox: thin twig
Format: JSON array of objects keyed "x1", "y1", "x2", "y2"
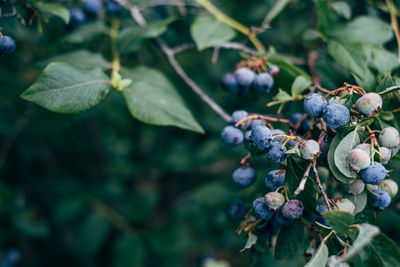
[
  {"x1": 307, "y1": 51, "x2": 320, "y2": 86},
  {"x1": 114, "y1": 0, "x2": 232, "y2": 122},
  {"x1": 387, "y1": 0, "x2": 400, "y2": 61},
  {"x1": 312, "y1": 161, "x2": 332, "y2": 211},
  {"x1": 294, "y1": 159, "x2": 314, "y2": 196},
  {"x1": 171, "y1": 43, "x2": 195, "y2": 54},
  {"x1": 216, "y1": 42, "x2": 258, "y2": 56}
]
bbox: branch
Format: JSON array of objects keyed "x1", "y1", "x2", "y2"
[
  {"x1": 312, "y1": 161, "x2": 332, "y2": 211},
  {"x1": 216, "y1": 42, "x2": 258, "y2": 55},
  {"x1": 294, "y1": 159, "x2": 314, "y2": 196},
  {"x1": 387, "y1": 0, "x2": 400, "y2": 61},
  {"x1": 114, "y1": 0, "x2": 232, "y2": 122}
]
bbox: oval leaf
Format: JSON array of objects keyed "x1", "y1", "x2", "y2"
[
  {"x1": 328, "y1": 133, "x2": 356, "y2": 183},
  {"x1": 324, "y1": 210, "x2": 355, "y2": 234},
  {"x1": 291, "y1": 76, "x2": 312, "y2": 96},
  {"x1": 334, "y1": 130, "x2": 360, "y2": 178},
  {"x1": 21, "y1": 62, "x2": 111, "y2": 113},
  {"x1": 305, "y1": 243, "x2": 329, "y2": 267}
]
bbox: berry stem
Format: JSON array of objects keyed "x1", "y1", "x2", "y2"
[
  {"x1": 312, "y1": 161, "x2": 332, "y2": 211},
  {"x1": 386, "y1": 0, "x2": 400, "y2": 61}
]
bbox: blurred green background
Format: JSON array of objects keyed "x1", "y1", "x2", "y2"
[{"x1": 1, "y1": 0, "x2": 400, "y2": 266}]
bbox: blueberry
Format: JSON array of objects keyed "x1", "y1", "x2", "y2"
[
  {"x1": 252, "y1": 197, "x2": 275, "y2": 220},
  {"x1": 271, "y1": 129, "x2": 286, "y2": 143},
  {"x1": 346, "y1": 148, "x2": 370, "y2": 172},
  {"x1": 378, "y1": 146, "x2": 391, "y2": 164},
  {"x1": 348, "y1": 180, "x2": 365, "y2": 195},
  {"x1": 300, "y1": 140, "x2": 320, "y2": 160},
  {"x1": 234, "y1": 67, "x2": 255, "y2": 87},
  {"x1": 83, "y1": 0, "x2": 103, "y2": 15},
  {"x1": 310, "y1": 205, "x2": 329, "y2": 226},
  {"x1": 319, "y1": 138, "x2": 329, "y2": 159},
  {"x1": 4, "y1": 248, "x2": 21, "y2": 265},
  {"x1": 379, "y1": 127, "x2": 400, "y2": 148},
  {"x1": 221, "y1": 73, "x2": 239, "y2": 93},
  {"x1": 360, "y1": 162, "x2": 386, "y2": 185},
  {"x1": 251, "y1": 125, "x2": 272, "y2": 150},
  {"x1": 228, "y1": 199, "x2": 247, "y2": 219},
  {"x1": 232, "y1": 167, "x2": 257, "y2": 187},
  {"x1": 265, "y1": 142, "x2": 287, "y2": 163},
  {"x1": 379, "y1": 179, "x2": 398, "y2": 197},
  {"x1": 282, "y1": 200, "x2": 303, "y2": 219},
  {"x1": 370, "y1": 190, "x2": 391, "y2": 210},
  {"x1": 304, "y1": 93, "x2": 327, "y2": 118},
  {"x1": 322, "y1": 104, "x2": 350, "y2": 129},
  {"x1": 243, "y1": 130, "x2": 252, "y2": 149},
  {"x1": 69, "y1": 8, "x2": 86, "y2": 27},
  {"x1": 264, "y1": 192, "x2": 285, "y2": 210},
  {"x1": 290, "y1": 113, "x2": 311, "y2": 134},
  {"x1": 221, "y1": 126, "x2": 243, "y2": 147},
  {"x1": 250, "y1": 119, "x2": 265, "y2": 129},
  {"x1": 231, "y1": 110, "x2": 249, "y2": 128},
  {"x1": 105, "y1": 0, "x2": 123, "y2": 15},
  {"x1": 355, "y1": 93, "x2": 382, "y2": 117},
  {"x1": 265, "y1": 170, "x2": 286, "y2": 191},
  {"x1": 335, "y1": 198, "x2": 355, "y2": 215},
  {"x1": 253, "y1": 72, "x2": 274, "y2": 93},
  {"x1": 275, "y1": 211, "x2": 295, "y2": 226},
  {"x1": 0, "y1": 35, "x2": 16, "y2": 57}
]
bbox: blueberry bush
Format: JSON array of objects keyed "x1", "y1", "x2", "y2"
[{"x1": 2, "y1": 0, "x2": 400, "y2": 266}]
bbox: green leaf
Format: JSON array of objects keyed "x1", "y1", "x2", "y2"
[
  {"x1": 304, "y1": 243, "x2": 329, "y2": 267},
  {"x1": 314, "y1": 0, "x2": 335, "y2": 35},
  {"x1": 366, "y1": 47, "x2": 400, "y2": 75},
  {"x1": 112, "y1": 236, "x2": 145, "y2": 267},
  {"x1": 355, "y1": 202, "x2": 376, "y2": 224},
  {"x1": 328, "y1": 132, "x2": 355, "y2": 183},
  {"x1": 353, "y1": 191, "x2": 368, "y2": 214},
  {"x1": 274, "y1": 90, "x2": 292, "y2": 101},
  {"x1": 117, "y1": 18, "x2": 175, "y2": 54},
  {"x1": 324, "y1": 210, "x2": 355, "y2": 234},
  {"x1": 35, "y1": 50, "x2": 110, "y2": 70},
  {"x1": 21, "y1": 62, "x2": 111, "y2": 113},
  {"x1": 291, "y1": 76, "x2": 312, "y2": 96},
  {"x1": 339, "y1": 224, "x2": 380, "y2": 262},
  {"x1": 334, "y1": 129, "x2": 360, "y2": 178},
  {"x1": 13, "y1": 210, "x2": 50, "y2": 238},
  {"x1": 263, "y1": 0, "x2": 291, "y2": 24},
  {"x1": 364, "y1": 233, "x2": 400, "y2": 266},
  {"x1": 36, "y1": 3, "x2": 70, "y2": 24},
  {"x1": 121, "y1": 67, "x2": 204, "y2": 133},
  {"x1": 77, "y1": 213, "x2": 111, "y2": 254},
  {"x1": 330, "y1": 1, "x2": 351, "y2": 20},
  {"x1": 275, "y1": 220, "x2": 306, "y2": 260},
  {"x1": 64, "y1": 22, "x2": 109, "y2": 43},
  {"x1": 240, "y1": 233, "x2": 258, "y2": 253},
  {"x1": 190, "y1": 15, "x2": 236, "y2": 50},
  {"x1": 329, "y1": 16, "x2": 393, "y2": 45}
]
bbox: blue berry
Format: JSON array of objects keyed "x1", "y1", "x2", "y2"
[
  {"x1": 4, "y1": 248, "x2": 21, "y2": 265},
  {"x1": 290, "y1": 113, "x2": 310, "y2": 134},
  {"x1": 252, "y1": 197, "x2": 275, "y2": 220},
  {"x1": 322, "y1": 104, "x2": 350, "y2": 129},
  {"x1": 304, "y1": 93, "x2": 327, "y2": 118},
  {"x1": 251, "y1": 125, "x2": 272, "y2": 150},
  {"x1": 250, "y1": 119, "x2": 265, "y2": 129},
  {"x1": 228, "y1": 199, "x2": 247, "y2": 219},
  {"x1": 275, "y1": 211, "x2": 295, "y2": 226},
  {"x1": 234, "y1": 67, "x2": 255, "y2": 87},
  {"x1": 83, "y1": 0, "x2": 103, "y2": 15},
  {"x1": 310, "y1": 205, "x2": 329, "y2": 226},
  {"x1": 264, "y1": 170, "x2": 285, "y2": 191},
  {"x1": 105, "y1": 0, "x2": 123, "y2": 15},
  {"x1": 282, "y1": 200, "x2": 303, "y2": 220},
  {"x1": 360, "y1": 162, "x2": 386, "y2": 185},
  {"x1": 221, "y1": 126, "x2": 243, "y2": 147},
  {"x1": 271, "y1": 129, "x2": 286, "y2": 143},
  {"x1": 265, "y1": 142, "x2": 287, "y2": 163},
  {"x1": 243, "y1": 130, "x2": 252, "y2": 149},
  {"x1": 253, "y1": 72, "x2": 274, "y2": 93},
  {"x1": 69, "y1": 8, "x2": 86, "y2": 27},
  {"x1": 231, "y1": 110, "x2": 249, "y2": 129},
  {"x1": 371, "y1": 190, "x2": 391, "y2": 210},
  {"x1": 232, "y1": 167, "x2": 256, "y2": 187},
  {"x1": 0, "y1": 35, "x2": 16, "y2": 57},
  {"x1": 221, "y1": 73, "x2": 239, "y2": 93}
]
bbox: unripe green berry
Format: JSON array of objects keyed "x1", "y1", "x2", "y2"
[
  {"x1": 355, "y1": 143, "x2": 375, "y2": 157},
  {"x1": 348, "y1": 180, "x2": 365, "y2": 195},
  {"x1": 346, "y1": 148, "x2": 370, "y2": 172},
  {"x1": 264, "y1": 192, "x2": 285, "y2": 210},
  {"x1": 379, "y1": 179, "x2": 398, "y2": 197},
  {"x1": 378, "y1": 147, "x2": 391, "y2": 165},
  {"x1": 355, "y1": 93, "x2": 382, "y2": 116},
  {"x1": 335, "y1": 198, "x2": 356, "y2": 215},
  {"x1": 379, "y1": 127, "x2": 400, "y2": 148},
  {"x1": 300, "y1": 140, "x2": 320, "y2": 160}
]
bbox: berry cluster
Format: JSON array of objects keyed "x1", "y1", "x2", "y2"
[
  {"x1": 221, "y1": 57, "x2": 278, "y2": 95},
  {"x1": 222, "y1": 79, "x2": 399, "y2": 257},
  {"x1": 69, "y1": 0, "x2": 122, "y2": 27}
]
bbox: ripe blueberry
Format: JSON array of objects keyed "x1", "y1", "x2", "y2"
[
  {"x1": 0, "y1": 35, "x2": 16, "y2": 57},
  {"x1": 379, "y1": 127, "x2": 400, "y2": 148},
  {"x1": 310, "y1": 205, "x2": 329, "y2": 226},
  {"x1": 252, "y1": 197, "x2": 275, "y2": 220},
  {"x1": 234, "y1": 67, "x2": 255, "y2": 87},
  {"x1": 370, "y1": 190, "x2": 391, "y2": 210},
  {"x1": 304, "y1": 93, "x2": 327, "y2": 118},
  {"x1": 355, "y1": 93, "x2": 382, "y2": 116},
  {"x1": 348, "y1": 180, "x2": 365, "y2": 195},
  {"x1": 69, "y1": 8, "x2": 87, "y2": 27},
  {"x1": 290, "y1": 113, "x2": 310, "y2": 134},
  {"x1": 300, "y1": 140, "x2": 320, "y2": 160},
  {"x1": 264, "y1": 192, "x2": 285, "y2": 210},
  {"x1": 221, "y1": 126, "x2": 243, "y2": 147},
  {"x1": 335, "y1": 198, "x2": 355, "y2": 215},
  {"x1": 105, "y1": 0, "x2": 123, "y2": 15},
  {"x1": 379, "y1": 179, "x2": 398, "y2": 197},
  {"x1": 378, "y1": 146, "x2": 391, "y2": 165},
  {"x1": 232, "y1": 167, "x2": 256, "y2": 187},
  {"x1": 251, "y1": 125, "x2": 272, "y2": 150},
  {"x1": 231, "y1": 110, "x2": 249, "y2": 129},
  {"x1": 228, "y1": 199, "x2": 247, "y2": 220},
  {"x1": 221, "y1": 73, "x2": 239, "y2": 94},
  {"x1": 282, "y1": 200, "x2": 303, "y2": 220},
  {"x1": 250, "y1": 119, "x2": 265, "y2": 129},
  {"x1": 264, "y1": 170, "x2": 286, "y2": 191},
  {"x1": 271, "y1": 129, "x2": 286, "y2": 143},
  {"x1": 253, "y1": 72, "x2": 274, "y2": 93},
  {"x1": 265, "y1": 142, "x2": 287, "y2": 163},
  {"x1": 360, "y1": 162, "x2": 386, "y2": 185},
  {"x1": 322, "y1": 104, "x2": 350, "y2": 129},
  {"x1": 83, "y1": 0, "x2": 103, "y2": 15},
  {"x1": 346, "y1": 148, "x2": 370, "y2": 172}
]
